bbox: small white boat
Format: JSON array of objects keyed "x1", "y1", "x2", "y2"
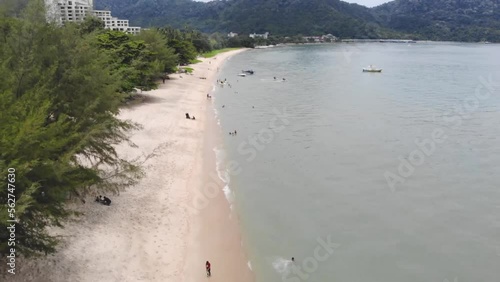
[
  {"x1": 363, "y1": 65, "x2": 382, "y2": 73},
  {"x1": 237, "y1": 73, "x2": 246, "y2": 77}
]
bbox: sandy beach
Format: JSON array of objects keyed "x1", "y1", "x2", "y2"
[{"x1": 10, "y1": 49, "x2": 253, "y2": 282}]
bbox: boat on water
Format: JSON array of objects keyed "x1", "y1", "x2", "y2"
[
  {"x1": 237, "y1": 73, "x2": 247, "y2": 77},
  {"x1": 242, "y1": 70, "x2": 255, "y2": 74},
  {"x1": 363, "y1": 65, "x2": 382, "y2": 73}
]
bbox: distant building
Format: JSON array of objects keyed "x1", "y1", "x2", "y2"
[
  {"x1": 44, "y1": 0, "x2": 141, "y2": 34},
  {"x1": 303, "y1": 36, "x2": 322, "y2": 42},
  {"x1": 303, "y1": 34, "x2": 338, "y2": 43},
  {"x1": 322, "y1": 34, "x2": 338, "y2": 41},
  {"x1": 228, "y1": 32, "x2": 238, "y2": 38},
  {"x1": 45, "y1": 0, "x2": 93, "y2": 24},
  {"x1": 249, "y1": 32, "x2": 269, "y2": 39},
  {"x1": 92, "y1": 10, "x2": 141, "y2": 35}
]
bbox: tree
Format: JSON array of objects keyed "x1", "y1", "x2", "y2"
[
  {"x1": 94, "y1": 29, "x2": 172, "y2": 92},
  {"x1": 208, "y1": 32, "x2": 228, "y2": 49},
  {"x1": 78, "y1": 16, "x2": 105, "y2": 35},
  {"x1": 134, "y1": 29, "x2": 178, "y2": 74},
  {"x1": 0, "y1": 0, "x2": 142, "y2": 257},
  {"x1": 167, "y1": 38, "x2": 197, "y2": 65}
]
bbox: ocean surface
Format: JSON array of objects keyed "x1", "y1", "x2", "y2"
[{"x1": 212, "y1": 42, "x2": 500, "y2": 282}]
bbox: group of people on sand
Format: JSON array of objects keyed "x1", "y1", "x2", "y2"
[
  {"x1": 95, "y1": 195, "x2": 112, "y2": 206},
  {"x1": 185, "y1": 113, "x2": 196, "y2": 120}
]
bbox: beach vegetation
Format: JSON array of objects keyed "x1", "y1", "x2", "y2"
[
  {"x1": 94, "y1": 29, "x2": 176, "y2": 94},
  {"x1": 0, "y1": 0, "x2": 146, "y2": 257},
  {"x1": 202, "y1": 48, "x2": 241, "y2": 58},
  {"x1": 181, "y1": 67, "x2": 194, "y2": 73},
  {"x1": 165, "y1": 38, "x2": 198, "y2": 66},
  {"x1": 0, "y1": 0, "x2": 249, "y2": 260}
]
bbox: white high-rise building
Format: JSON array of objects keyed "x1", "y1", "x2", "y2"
[
  {"x1": 92, "y1": 10, "x2": 141, "y2": 35},
  {"x1": 44, "y1": 0, "x2": 141, "y2": 35}
]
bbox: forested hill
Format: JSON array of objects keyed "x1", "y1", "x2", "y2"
[
  {"x1": 372, "y1": 0, "x2": 500, "y2": 42},
  {"x1": 95, "y1": 0, "x2": 394, "y2": 38},
  {"x1": 95, "y1": 0, "x2": 500, "y2": 42}
]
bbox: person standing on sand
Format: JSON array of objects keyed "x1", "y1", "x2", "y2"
[{"x1": 206, "y1": 261, "x2": 211, "y2": 277}]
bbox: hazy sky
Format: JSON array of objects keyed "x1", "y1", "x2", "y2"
[{"x1": 342, "y1": 0, "x2": 390, "y2": 7}]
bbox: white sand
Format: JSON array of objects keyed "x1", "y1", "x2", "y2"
[{"x1": 10, "y1": 49, "x2": 253, "y2": 282}]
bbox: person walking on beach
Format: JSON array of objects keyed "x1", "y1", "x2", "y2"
[{"x1": 206, "y1": 261, "x2": 211, "y2": 277}]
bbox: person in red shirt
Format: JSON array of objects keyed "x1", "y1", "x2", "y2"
[{"x1": 205, "y1": 261, "x2": 211, "y2": 277}]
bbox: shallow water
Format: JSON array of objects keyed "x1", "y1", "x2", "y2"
[{"x1": 213, "y1": 43, "x2": 500, "y2": 282}]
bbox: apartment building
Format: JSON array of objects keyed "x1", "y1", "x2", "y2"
[
  {"x1": 249, "y1": 32, "x2": 270, "y2": 39},
  {"x1": 44, "y1": 0, "x2": 141, "y2": 35},
  {"x1": 92, "y1": 10, "x2": 141, "y2": 35}
]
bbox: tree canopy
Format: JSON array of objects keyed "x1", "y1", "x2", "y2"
[
  {"x1": 0, "y1": 0, "x2": 250, "y2": 259},
  {"x1": 0, "y1": 1, "x2": 163, "y2": 257},
  {"x1": 96, "y1": 0, "x2": 500, "y2": 42}
]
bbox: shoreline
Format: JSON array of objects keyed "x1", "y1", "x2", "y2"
[
  {"x1": 182, "y1": 49, "x2": 255, "y2": 282},
  {"x1": 8, "y1": 49, "x2": 252, "y2": 282}
]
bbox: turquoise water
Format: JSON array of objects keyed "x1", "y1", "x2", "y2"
[{"x1": 213, "y1": 43, "x2": 500, "y2": 282}]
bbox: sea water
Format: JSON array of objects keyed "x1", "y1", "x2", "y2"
[{"x1": 213, "y1": 43, "x2": 500, "y2": 282}]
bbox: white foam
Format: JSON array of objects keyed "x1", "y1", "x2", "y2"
[
  {"x1": 223, "y1": 184, "x2": 233, "y2": 201},
  {"x1": 212, "y1": 106, "x2": 221, "y2": 126},
  {"x1": 247, "y1": 261, "x2": 253, "y2": 271},
  {"x1": 272, "y1": 257, "x2": 293, "y2": 276},
  {"x1": 213, "y1": 147, "x2": 233, "y2": 205}
]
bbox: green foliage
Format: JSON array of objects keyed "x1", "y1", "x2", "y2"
[
  {"x1": 0, "y1": 0, "x2": 143, "y2": 257},
  {"x1": 181, "y1": 67, "x2": 194, "y2": 73},
  {"x1": 165, "y1": 38, "x2": 198, "y2": 65},
  {"x1": 95, "y1": 0, "x2": 383, "y2": 38},
  {"x1": 158, "y1": 26, "x2": 214, "y2": 63},
  {"x1": 373, "y1": 0, "x2": 500, "y2": 42},
  {"x1": 94, "y1": 29, "x2": 176, "y2": 93},
  {"x1": 96, "y1": 0, "x2": 500, "y2": 42},
  {"x1": 227, "y1": 36, "x2": 255, "y2": 48},
  {"x1": 202, "y1": 48, "x2": 241, "y2": 58},
  {"x1": 134, "y1": 29, "x2": 178, "y2": 74},
  {"x1": 78, "y1": 16, "x2": 105, "y2": 35},
  {"x1": 208, "y1": 33, "x2": 229, "y2": 50}
]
